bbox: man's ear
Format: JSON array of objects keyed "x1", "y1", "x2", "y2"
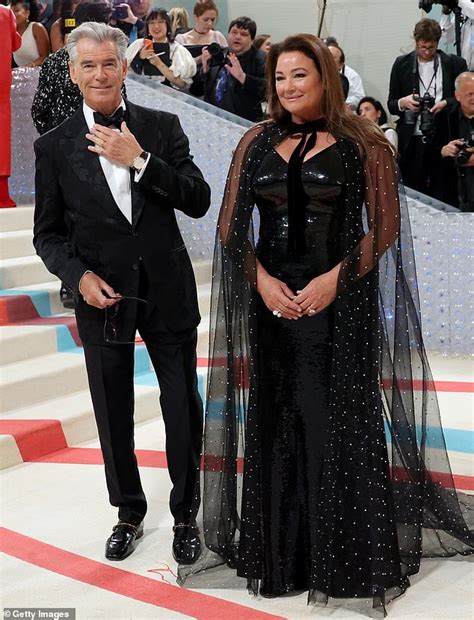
[
  {"x1": 121, "y1": 57, "x2": 128, "y2": 78},
  {"x1": 69, "y1": 61, "x2": 78, "y2": 85}
]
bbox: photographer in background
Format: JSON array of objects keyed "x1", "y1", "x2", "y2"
[
  {"x1": 439, "y1": 0, "x2": 473, "y2": 70},
  {"x1": 110, "y1": 0, "x2": 148, "y2": 44},
  {"x1": 439, "y1": 72, "x2": 474, "y2": 211},
  {"x1": 388, "y1": 18, "x2": 466, "y2": 198},
  {"x1": 191, "y1": 16, "x2": 266, "y2": 122}
]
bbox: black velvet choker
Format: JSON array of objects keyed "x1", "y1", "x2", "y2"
[
  {"x1": 287, "y1": 118, "x2": 328, "y2": 134},
  {"x1": 286, "y1": 118, "x2": 328, "y2": 256}
]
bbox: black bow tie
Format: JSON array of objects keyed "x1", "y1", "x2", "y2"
[{"x1": 93, "y1": 107, "x2": 126, "y2": 129}]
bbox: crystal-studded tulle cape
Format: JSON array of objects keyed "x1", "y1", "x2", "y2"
[{"x1": 179, "y1": 121, "x2": 473, "y2": 609}]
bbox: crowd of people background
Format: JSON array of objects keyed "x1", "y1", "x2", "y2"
[{"x1": 4, "y1": 0, "x2": 474, "y2": 214}]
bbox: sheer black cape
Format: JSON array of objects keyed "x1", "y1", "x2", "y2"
[{"x1": 179, "y1": 121, "x2": 473, "y2": 610}]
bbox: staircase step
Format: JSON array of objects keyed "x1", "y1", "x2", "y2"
[
  {"x1": 0, "y1": 434, "x2": 23, "y2": 469},
  {"x1": 0, "y1": 351, "x2": 90, "y2": 413},
  {"x1": 13, "y1": 280, "x2": 65, "y2": 316},
  {"x1": 0, "y1": 255, "x2": 57, "y2": 289},
  {"x1": 0, "y1": 230, "x2": 36, "y2": 260},
  {"x1": 0, "y1": 206, "x2": 34, "y2": 233},
  {"x1": 0, "y1": 385, "x2": 160, "y2": 469},
  {"x1": 0, "y1": 325, "x2": 59, "y2": 365}
]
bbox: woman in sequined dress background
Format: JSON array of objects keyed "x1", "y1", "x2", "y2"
[{"x1": 181, "y1": 34, "x2": 473, "y2": 617}]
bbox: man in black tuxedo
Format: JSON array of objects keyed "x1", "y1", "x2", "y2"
[
  {"x1": 388, "y1": 18, "x2": 467, "y2": 199},
  {"x1": 33, "y1": 22, "x2": 211, "y2": 564}
]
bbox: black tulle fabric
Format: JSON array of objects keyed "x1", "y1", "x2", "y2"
[{"x1": 179, "y1": 121, "x2": 473, "y2": 616}]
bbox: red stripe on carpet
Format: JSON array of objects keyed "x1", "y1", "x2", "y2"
[
  {"x1": 0, "y1": 527, "x2": 285, "y2": 620},
  {"x1": 0, "y1": 419, "x2": 67, "y2": 460},
  {"x1": 27, "y1": 446, "x2": 474, "y2": 491}
]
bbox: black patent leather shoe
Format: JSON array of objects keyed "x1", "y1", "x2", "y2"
[
  {"x1": 172, "y1": 524, "x2": 201, "y2": 565},
  {"x1": 105, "y1": 521, "x2": 144, "y2": 561}
]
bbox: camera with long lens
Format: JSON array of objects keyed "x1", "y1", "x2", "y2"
[
  {"x1": 207, "y1": 42, "x2": 231, "y2": 66},
  {"x1": 416, "y1": 92, "x2": 436, "y2": 139},
  {"x1": 456, "y1": 131, "x2": 474, "y2": 166},
  {"x1": 418, "y1": 0, "x2": 458, "y2": 13}
]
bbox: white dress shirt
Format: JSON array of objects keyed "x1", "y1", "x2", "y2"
[
  {"x1": 342, "y1": 65, "x2": 365, "y2": 110},
  {"x1": 79, "y1": 100, "x2": 151, "y2": 294},
  {"x1": 83, "y1": 100, "x2": 150, "y2": 224}
]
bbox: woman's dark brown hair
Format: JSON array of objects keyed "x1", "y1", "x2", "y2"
[
  {"x1": 193, "y1": 1, "x2": 218, "y2": 18},
  {"x1": 265, "y1": 34, "x2": 390, "y2": 153}
]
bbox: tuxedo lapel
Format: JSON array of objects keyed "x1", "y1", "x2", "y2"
[
  {"x1": 62, "y1": 109, "x2": 132, "y2": 227},
  {"x1": 126, "y1": 101, "x2": 154, "y2": 228}
]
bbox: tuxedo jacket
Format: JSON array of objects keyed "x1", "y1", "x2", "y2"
[
  {"x1": 33, "y1": 100, "x2": 211, "y2": 343},
  {"x1": 387, "y1": 50, "x2": 467, "y2": 151}
]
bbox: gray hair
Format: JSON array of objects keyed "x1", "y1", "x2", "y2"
[
  {"x1": 454, "y1": 71, "x2": 474, "y2": 91},
  {"x1": 67, "y1": 22, "x2": 128, "y2": 65}
]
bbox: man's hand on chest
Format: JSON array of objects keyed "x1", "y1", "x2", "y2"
[{"x1": 86, "y1": 121, "x2": 144, "y2": 167}]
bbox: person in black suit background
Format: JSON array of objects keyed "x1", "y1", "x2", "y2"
[
  {"x1": 438, "y1": 71, "x2": 474, "y2": 211},
  {"x1": 388, "y1": 18, "x2": 467, "y2": 200},
  {"x1": 33, "y1": 21, "x2": 211, "y2": 565}
]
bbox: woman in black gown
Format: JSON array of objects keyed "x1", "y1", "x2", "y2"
[{"x1": 181, "y1": 34, "x2": 473, "y2": 616}]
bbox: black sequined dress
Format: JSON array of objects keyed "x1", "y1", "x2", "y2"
[
  {"x1": 253, "y1": 145, "x2": 346, "y2": 596},
  {"x1": 179, "y1": 122, "x2": 473, "y2": 616}
]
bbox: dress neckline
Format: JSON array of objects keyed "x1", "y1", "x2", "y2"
[{"x1": 272, "y1": 141, "x2": 338, "y2": 165}]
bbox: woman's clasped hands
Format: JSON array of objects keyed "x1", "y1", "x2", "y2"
[{"x1": 257, "y1": 269, "x2": 339, "y2": 320}]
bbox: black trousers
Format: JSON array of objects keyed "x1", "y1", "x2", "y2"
[
  {"x1": 82, "y1": 293, "x2": 203, "y2": 527},
  {"x1": 399, "y1": 136, "x2": 445, "y2": 202}
]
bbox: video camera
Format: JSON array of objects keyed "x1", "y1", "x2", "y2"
[{"x1": 418, "y1": 0, "x2": 458, "y2": 12}]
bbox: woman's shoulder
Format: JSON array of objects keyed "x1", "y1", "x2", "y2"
[
  {"x1": 237, "y1": 121, "x2": 277, "y2": 148},
  {"x1": 175, "y1": 31, "x2": 191, "y2": 44},
  {"x1": 213, "y1": 30, "x2": 227, "y2": 45},
  {"x1": 32, "y1": 21, "x2": 48, "y2": 35},
  {"x1": 126, "y1": 38, "x2": 144, "y2": 60}
]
